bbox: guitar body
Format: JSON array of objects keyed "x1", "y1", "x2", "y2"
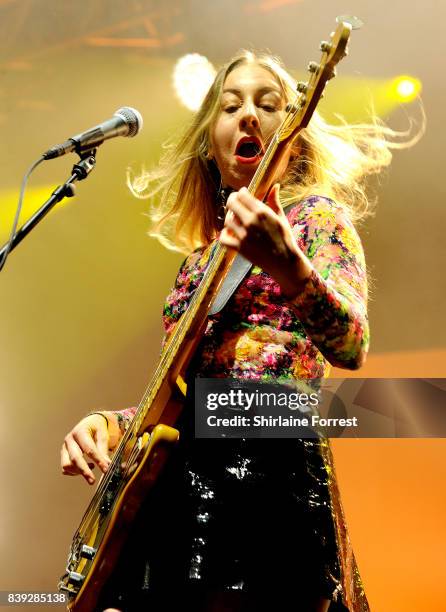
[
  {"x1": 63, "y1": 422, "x2": 179, "y2": 612},
  {"x1": 59, "y1": 245, "x2": 237, "y2": 609}
]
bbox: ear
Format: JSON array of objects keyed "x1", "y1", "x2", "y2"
[
  {"x1": 206, "y1": 133, "x2": 216, "y2": 161},
  {"x1": 203, "y1": 135, "x2": 214, "y2": 160}
]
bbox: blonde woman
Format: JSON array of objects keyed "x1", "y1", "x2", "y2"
[{"x1": 61, "y1": 50, "x2": 408, "y2": 611}]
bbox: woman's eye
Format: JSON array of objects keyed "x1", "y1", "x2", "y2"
[
  {"x1": 224, "y1": 106, "x2": 239, "y2": 114},
  {"x1": 260, "y1": 105, "x2": 276, "y2": 112}
]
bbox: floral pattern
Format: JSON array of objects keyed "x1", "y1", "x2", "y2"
[
  {"x1": 165, "y1": 195, "x2": 368, "y2": 377},
  {"x1": 113, "y1": 195, "x2": 368, "y2": 431}
]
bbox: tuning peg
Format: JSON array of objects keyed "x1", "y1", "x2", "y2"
[
  {"x1": 285, "y1": 103, "x2": 299, "y2": 113},
  {"x1": 296, "y1": 81, "x2": 308, "y2": 93},
  {"x1": 327, "y1": 68, "x2": 337, "y2": 80},
  {"x1": 308, "y1": 61, "x2": 319, "y2": 73},
  {"x1": 336, "y1": 15, "x2": 364, "y2": 30},
  {"x1": 320, "y1": 41, "x2": 332, "y2": 53}
]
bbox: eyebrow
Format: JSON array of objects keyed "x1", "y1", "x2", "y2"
[{"x1": 222, "y1": 86, "x2": 282, "y2": 97}]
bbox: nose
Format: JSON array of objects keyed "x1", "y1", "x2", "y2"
[{"x1": 239, "y1": 101, "x2": 259, "y2": 130}]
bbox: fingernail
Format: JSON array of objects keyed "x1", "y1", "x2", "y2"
[{"x1": 88, "y1": 476, "x2": 95, "y2": 484}]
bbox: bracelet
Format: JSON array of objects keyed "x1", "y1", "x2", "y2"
[{"x1": 86, "y1": 412, "x2": 109, "y2": 429}]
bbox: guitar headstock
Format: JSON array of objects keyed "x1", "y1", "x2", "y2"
[{"x1": 278, "y1": 20, "x2": 352, "y2": 141}]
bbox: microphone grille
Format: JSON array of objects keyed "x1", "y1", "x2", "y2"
[{"x1": 115, "y1": 106, "x2": 143, "y2": 137}]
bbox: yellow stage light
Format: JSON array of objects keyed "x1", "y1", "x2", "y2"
[
  {"x1": 0, "y1": 186, "x2": 72, "y2": 244},
  {"x1": 172, "y1": 54, "x2": 216, "y2": 111},
  {"x1": 391, "y1": 76, "x2": 421, "y2": 103}
]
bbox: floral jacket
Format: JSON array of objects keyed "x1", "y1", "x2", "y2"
[
  {"x1": 114, "y1": 194, "x2": 368, "y2": 428},
  {"x1": 164, "y1": 194, "x2": 368, "y2": 374}
]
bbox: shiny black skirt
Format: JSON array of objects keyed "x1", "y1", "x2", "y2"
[{"x1": 96, "y1": 404, "x2": 348, "y2": 612}]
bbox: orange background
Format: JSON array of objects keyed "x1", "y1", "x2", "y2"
[{"x1": 332, "y1": 351, "x2": 446, "y2": 611}]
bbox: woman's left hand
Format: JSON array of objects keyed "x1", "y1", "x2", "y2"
[{"x1": 219, "y1": 184, "x2": 312, "y2": 298}]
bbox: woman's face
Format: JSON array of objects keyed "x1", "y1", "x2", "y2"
[{"x1": 210, "y1": 62, "x2": 289, "y2": 190}]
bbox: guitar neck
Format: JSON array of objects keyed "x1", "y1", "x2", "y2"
[{"x1": 118, "y1": 19, "x2": 352, "y2": 443}]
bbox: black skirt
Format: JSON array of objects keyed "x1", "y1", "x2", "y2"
[{"x1": 95, "y1": 402, "x2": 348, "y2": 612}]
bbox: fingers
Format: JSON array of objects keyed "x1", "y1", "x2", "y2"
[
  {"x1": 226, "y1": 186, "x2": 280, "y2": 228},
  {"x1": 226, "y1": 187, "x2": 268, "y2": 225},
  {"x1": 72, "y1": 427, "x2": 111, "y2": 472},
  {"x1": 224, "y1": 186, "x2": 276, "y2": 246},
  {"x1": 61, "y1": 416, "x2": 111, "y2": 485},
  {"x1": 266, "y1": 184, "x2": 283, "y2": 215},
  {"x1": 219, "y1": 227, "x2": 241, "y2": 250},
  {"x1": 62, "y1": 435, "x2": 97, "y2": 484},
  {"x1": 94, "y1": 425, "x2": 111, "y2": 463},
  {"x1": 221, "y1": 185, "x2": 287, "y2": 262},
  {"x1": 226, "y1": 189, "x2": 256, "y2": 226},
  {"x1": 224, "y1": 215, "x2": 248, "y2": 242}
]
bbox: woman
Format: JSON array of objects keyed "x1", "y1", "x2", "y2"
[{"x1": 61, "y1": 50, "x2": 401, "y2": 611}]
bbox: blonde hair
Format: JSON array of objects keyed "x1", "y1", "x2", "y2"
[{"x1": 128, "y1": 50, "x2": 423, "y2": 254}]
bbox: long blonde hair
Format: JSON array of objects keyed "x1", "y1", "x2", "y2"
[{"x1": 128, "y1": 50, "x2": 423, "y2": 254}]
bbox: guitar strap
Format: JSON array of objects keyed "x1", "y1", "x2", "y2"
[{"x1": 209, "y1": 200, "x2": 298, "y2": 315}]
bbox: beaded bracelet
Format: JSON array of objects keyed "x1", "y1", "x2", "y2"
[{"x1": 86, "y1": 411, "x2": 109, "y2": 429}]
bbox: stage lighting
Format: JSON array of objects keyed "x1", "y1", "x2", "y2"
[
  {"x1": 172, "y1": 54, "x2": 216, "y2": 111},
  {"x1": 391, "y1": 76, "x2": 421, "y2": 103}
]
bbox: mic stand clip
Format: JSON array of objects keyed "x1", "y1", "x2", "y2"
[{"x1": 0, "y1": 149, "x2": 98, "y2": 267}]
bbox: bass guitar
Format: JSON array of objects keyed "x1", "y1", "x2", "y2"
[{"x1": 58, "y1": 21, "x2": 351, "y2": 610}]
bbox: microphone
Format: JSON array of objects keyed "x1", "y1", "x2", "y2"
[{"x1": 43, "y1": 107, "x2": 143, "y2": 160}]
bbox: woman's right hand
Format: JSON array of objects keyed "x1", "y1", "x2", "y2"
[{"x1": 60, "y1": 412, "x2": 121, "y2": 485}]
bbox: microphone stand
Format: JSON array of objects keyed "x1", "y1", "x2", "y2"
[{"x1": 0, "y1": 150, "x2": 97, "y2": 265}]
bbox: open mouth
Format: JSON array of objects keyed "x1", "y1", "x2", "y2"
[{"x1": 235, "y1": 137, "x2": 264, "y2": 162}]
